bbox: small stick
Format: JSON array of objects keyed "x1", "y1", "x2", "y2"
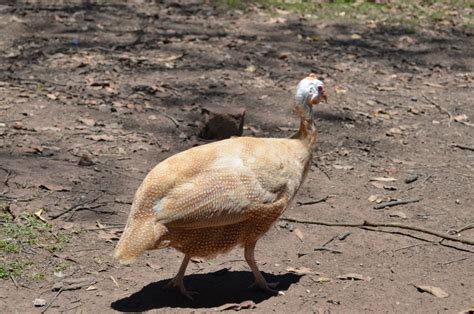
[
  {"x1": 393, "y1": 243, "x2": 437, "y2": 253},
  {"x1": 65, "y1": 203, "x2": 110, "y2": 221},
  {"x1": 0, "y1": 195, "x2": 36, "y2": 202},
  {"x1": 373, "y1": 198, "x2": 422, "y2": 210},
  {"x1": 441, "y1": 257, "x2": 470, "y2": 266},
  {"x1": 422, "y1": 175, "x2": 433, "y2": 184},
  {"x1": 450, "y1": 143, "x2": 474, "y2": 151},
  {"x1": 279, "y1": 217, "x2": 474, "y2": 246},
  {"x1": 161, "y1": 112, "x2": 180, "y2": 128},
  {"x1": 50, "y1": 195, "x2": 102, "y2": 220},
  {"x1": 297, "y1": 195, "x2": 328, "y2": 206},
  {"x1": 110, "y1": 275, "x2": 119, "y2": 288},
  {"x1": 321, "y1": 235, "x2": 337, "y2": 247},
  {"x1": 314, "y1": 163, "x2": 331, "y2": 180},
  {"x1": 447, "y1": 223, "x2": 474, "y2": 235},
  {"x1": 9, "y1": 275, "x2": 18, "y2": 288},
  {"x1": 314, "y1": 247, "x2": 342, "y2": 254},
  {"x1": 41, "y1": 287, "x2": 63, "y2": 313},
  {"x1": 422, "y1": 94, "x2": 453, "y2": 124}
]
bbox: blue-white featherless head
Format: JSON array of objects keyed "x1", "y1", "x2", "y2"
[{"x1": 295, "y1": 73, "x2": 325, "y2": 120}]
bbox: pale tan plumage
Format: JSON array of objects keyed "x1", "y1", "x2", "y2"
[{"x1": 114, "y1": 74, "x2": 327, "y2": 298}]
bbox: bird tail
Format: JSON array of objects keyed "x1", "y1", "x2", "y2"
[{"x1": 113, "y1": 217, "x2": 168, "y2": 265}]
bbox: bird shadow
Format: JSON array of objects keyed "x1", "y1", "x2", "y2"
[{"x1": 111, "y1": 270, "x2": 302, "y2": 311}]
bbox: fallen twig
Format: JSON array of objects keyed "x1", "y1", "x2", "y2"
[
  {"x1": 50, "y1": 195, "x2": 103, "y2": 220},
  {"x1": 9, "y1": 275, "x2": 18, "y2": 288},
  {"x1": 313, "y1": 163, "x2": 331, "y2": 180},
  {"x1": 110, "y1": 275, "x2": 120, "y2": 288},
  {"x1": 441, "y1": 257, "x2": 470, "y2": 266},
  {"x1": 0, "y1": 167, "x2": 13, "y2": 195},
  {"x1": 65, "y1": 203, "x2": 109, "y2": 221},
  {"x1": 41, "y1": 288, "x2": 63, "y2": 314},
  {"x1": 161, "y1": 112, "x2": 180, "y2": 128},
  {"x1": 314, "y1": 247, "x2": 342, "y2": 254},
  {"x1": 297, "y1": 195, "x2": 328, "y2": 206},
  {"x1": 0, "y1": 195, "x2": 36, "y2": 202},
  {"x1": 393, "y1": 243, "x2": 437, "y2": 253},
  {"x1": 450, "y1": 143, "x2": 474, "y2": 151},
  {"x1": 279, "y1": 217, "x2": 474, "y2": 246},
  {"x1": 422, "y1": 94, "x2": 453, "y2": 124},
  {"x1": 447, "y1": 223, "x2": 474, "y2": 235},
  {"x1": 422, "y1": 175, "x2": 433, "y2": 184},
  {"x1": 373, "y1": 198, "x2": 422, "y2": 210}
]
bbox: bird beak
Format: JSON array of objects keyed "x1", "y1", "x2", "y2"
[{"x1": 309, "y1": 86, "x2": 328, "y2": 106}]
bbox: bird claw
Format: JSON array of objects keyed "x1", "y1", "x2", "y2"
[
  {"x1": 165, "y1": 279, "x2": 198, "y2": 300},
  {"x1": 249, "y1": 281, "x2": 280, "y2": 294}
]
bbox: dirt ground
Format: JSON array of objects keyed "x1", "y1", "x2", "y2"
[{"x1": 0, "y1": 1, "x2": 473, "y2": 313}]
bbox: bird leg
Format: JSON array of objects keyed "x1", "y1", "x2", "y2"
[
  {"x1": 244, "y1": 242, "x2": 279, "y2": 293},
  {"x1": 166, "y1": 254, "x2": 197, "y2": 300}
]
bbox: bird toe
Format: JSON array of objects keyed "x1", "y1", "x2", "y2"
[{"x1": 249, "y1": 281, "x2": 279, "y2": 294}]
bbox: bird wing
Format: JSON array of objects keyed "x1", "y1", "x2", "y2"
[{"x1": 154, "y1": 167, "x2": 287, "y2": 229}]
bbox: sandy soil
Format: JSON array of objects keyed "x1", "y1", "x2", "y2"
[{"x1": 0, "y1": 1, "x2": 473, "y2": 313}]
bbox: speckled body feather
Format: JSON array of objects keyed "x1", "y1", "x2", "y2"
[
  {"x1": 113, "y1": 74, "x2": 326, "y2": 297},
  {"x1": 114, "y1": 134, "x2": 315, "y2": 264}
]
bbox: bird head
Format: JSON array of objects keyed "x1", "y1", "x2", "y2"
[{"x1": 295, "y1": 73, "x2": 327, "y2": 121}]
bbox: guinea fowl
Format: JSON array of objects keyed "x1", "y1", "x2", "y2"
[{"x1": 113, "y1": 73, "x2": 328, "y2": 299}]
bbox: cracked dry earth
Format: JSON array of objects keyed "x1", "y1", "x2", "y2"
[{"x1": 0, "y1": 1, "x2": 473, "y2": 313}]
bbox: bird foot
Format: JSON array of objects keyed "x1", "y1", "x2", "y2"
[
  {"x1": 249, "y1": 281, "x2": 280, "y2": 294},
  {"x1": 165, "y1": 278, "x2": 198, "y2": 300}
]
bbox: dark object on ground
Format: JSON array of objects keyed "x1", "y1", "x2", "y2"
[{"x1": 199, "y1": 106, "x2": 245, "y2": 140}]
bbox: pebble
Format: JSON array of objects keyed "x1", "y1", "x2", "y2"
[
  {"x1": 404, "y1": 174, "x2": 418, "y2": 184},
  {"x1": 33, "y1": 298, "x2": 46, "y2": 307}
]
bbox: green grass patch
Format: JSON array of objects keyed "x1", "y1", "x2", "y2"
[
  {"x1": 218, "y1": 0, "x2": 473, "y2": 28},
  {"x1": 0, "y1": 213, "x2": 68, "y2": 254},
  {"x1": 53, "y1": 261, "x2": 71, "y2": 273},
  {"x1": 0, "y1": 260, "x2": 31, "y2": 279}
]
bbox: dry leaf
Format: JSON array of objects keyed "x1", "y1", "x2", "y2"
[
  {"x1": 78, "y1": 154, "x2": 94, "y2": 166},
  {"x1": 286, "y1": 266, "x2": 315, "y2": 275},
  {"x1": 333, "y1": 164, "x2": 354, "y2": 170},
  {"x1": 370, "y1": 182, "x2": 385, "y2": 189},
  {"x1": 34, "y1": 208, "x2": 47, "y2": 222},
  {"x1": 351, "y1": 34, "x2": 362, "y2": 40},
  {"x1": 453, "y1": 114, "x2": 469, "y2": 122},
  {"x1": 334, "y1": 85, "x2": 348, "y2": 94},
  {"x1": 413, "y1": 285, "x2": 449, "y2": 298},
  {"x1": 389, "y1": 211, "x2": 407, "y2": 219},
  {"x1": 376, "y1": 86, "x2": 396, "y2": 91},
  {"x1": 370, "y1": 177, "x2": 397, "y2": 182},
  {"x1": 216, "y1": 300, "x2": 256, "y2": 311},
  {"x1": 311, "y1": 276, "x2": 331, "y2": 283},
  {"x1": 60, "y1": 222, "x2": 76, "y2": 230},
  {"x1": 156, "y1": 54, "x2": 183, "y2": 63},
  {"x1": 293, "y1": 228, "x2": 304, "y2": 241},
  {"x1": 368, "y1": 195, "x2": 379, "y2": 202},
  {"x1": 39, "y1": 183, "x2": 71, "y2": 192},
  {"x1": 86, "y1": 134, "x2": 114, "y2": 142},
  {"x1": 98, "y1": 230, "x2": 119, "y2": 242},
  {"x1": 191, "y1": 257, "x2": 204, "y2": 263},
  {"x1": 146, "y1": 261, "x2": 163, "y2": 270},
  {"x1": 337, "y1": 273, "x2": 372, "y2": 281},
  {"x1": 245, "y1": 65, "x2": 256, "y2": 73},
  {"x1": 47, "y1": 93, "x2": 57, "y2": 100},
  {"x1": 78, "y1": 117, "x2": 95, "y2": 126},
  {"x1": 387, "y1": 127, "x2": 403, "y2": 136}
]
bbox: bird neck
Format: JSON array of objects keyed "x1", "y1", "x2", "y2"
[{"x1": 293, "y1": 117, "x2": 317, "y2": 150}]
